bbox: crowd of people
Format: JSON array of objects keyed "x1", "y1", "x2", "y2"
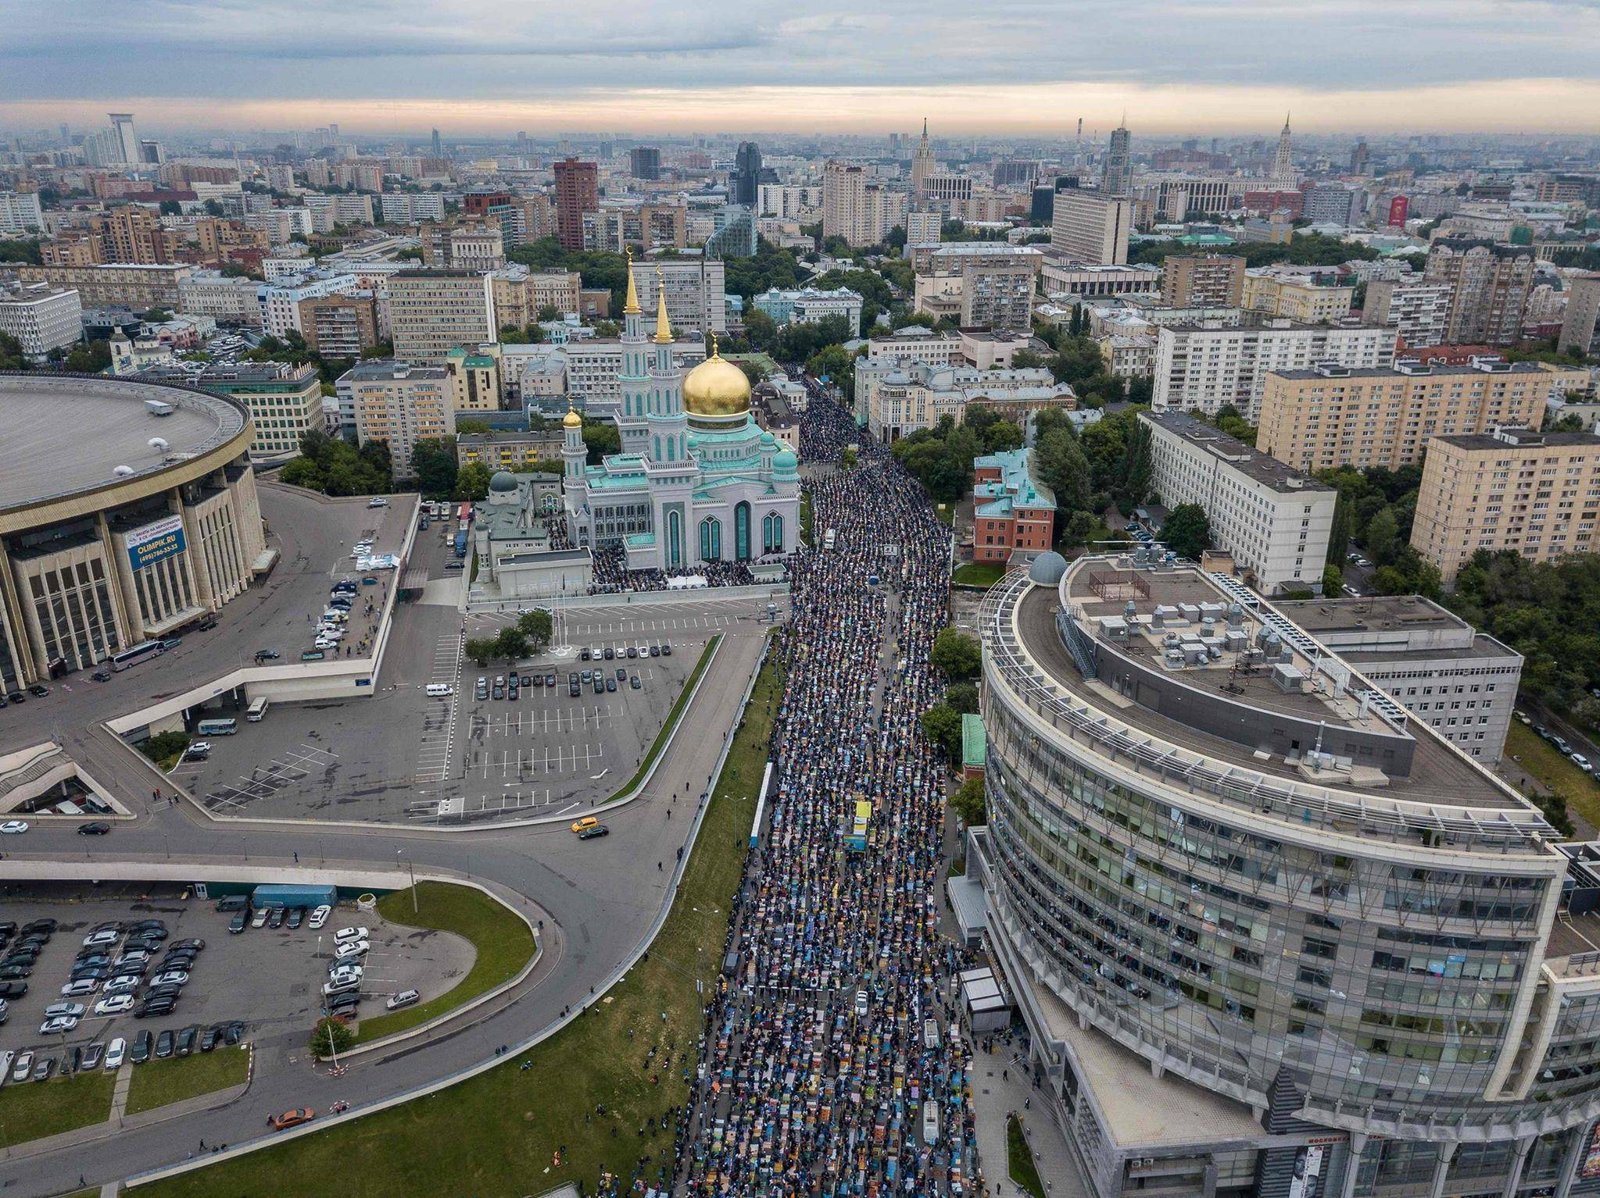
[
  {"x1": 669, "y1": 394, "x2": 983, "y2": 1195},
  {"x1": 588, "y1": 545, "x2": 761, "y2": 595}
]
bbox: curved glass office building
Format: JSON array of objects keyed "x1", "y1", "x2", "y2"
[{"x1": 971, "y1": 555, "x2": 1600, "y2": 1198}]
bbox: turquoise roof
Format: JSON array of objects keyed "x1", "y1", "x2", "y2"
[
  {"x1": 625, "y1": 532, "x2": 656, "y2": 548},
  {"x1": 973, "y1": 448, "x2": 1056, "y2": 514}
]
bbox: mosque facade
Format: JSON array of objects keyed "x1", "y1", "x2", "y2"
[{"x1": 561, "y1": 261, "x2": 801, "y2": 572}]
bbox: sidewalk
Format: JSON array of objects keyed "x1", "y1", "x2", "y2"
[{"x1": 970, "y1": 1044, "x2": 1089, "y2": 1198}]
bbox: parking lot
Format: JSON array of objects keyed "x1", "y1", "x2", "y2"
[{"x1": 0, "y1": 883, "x2": 473, "y2": 1082}]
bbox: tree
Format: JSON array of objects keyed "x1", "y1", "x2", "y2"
[
  {"x1": 734, "y1": 359, "x2": 766, "y2": 387},
  {"x1": 742, "y1": 308, "x2": 778, "y2": 349},
  {"x1": 1011, "y1": 349, "x2": 1048, "y2": 370},
  {"x1": 411, "y1": 437, "x2": 459, "y2": 500},
  {"x1": 950, "y1": 777, "x2": 986, "y2": 826},
  {"x1": 465, "y1": 637, "x2": 497, "y2": 667},
  {"x1": 1034, "y1": 428, "x2": 1091, "y2": 514},
  {"x1": 312, "y1": 1016, "x2": 355, "y2": 1058},
  {"x1": 582, "y1": 419, "x2": 620, "y2": 465},
  {"x1": 920, "y1": 703, "x2": 963, "y2": 761},
  {"x1": 494, "y1": 627, "x2": 529, "y2": 662},
  {"x1": 840, "y1": 445, "x2": 857, "y2": 471},
  {"x1": 455, "y1": 461, "x2": 493, "y2": 501},
  {"x1": 944, "y1": 681, "x2": 979, "y2": 715},
  {"x1": 0, "y1": 330, "x2": 26, "y2": 371},
  {"x1": 1365, "y1": 506, "x2": 1400, "y2": 565},
  {"x1": 536, "y1": 304, "x2": 563, "y2": 322},
  {"x1": 62, "y1": 339, "x2": 112, "y2": 374},
  {"x1": 932, "y1": 628, "x2": 982, "y2": 680},
  {"x1": 1162, "y1": 503, "x2": 1211, "y2": 560},
  {"x1": 517, "y1": 609, "x2": 553, "y2": 651},
  {"x1": 1323, "y1": 564, "x2": 1345, "y2": 595},
  {"x1": 0, "y1": 238, "x2": 44, "y2": 265}
]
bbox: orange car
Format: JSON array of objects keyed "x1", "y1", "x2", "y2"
[{"x1": 268, "y1": 1107, "x2": 316, "y2": 1130}]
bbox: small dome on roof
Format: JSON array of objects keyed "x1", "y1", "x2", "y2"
[
  {"x1": 1028, "y1": 551, "x2": 1068, "y2": 586},
  {"x1": 773, "y1": 448, "x2": 799, "y2": 474},
  {"x1": 489, "y1": 470, "x2": 518, "y2": 493}
]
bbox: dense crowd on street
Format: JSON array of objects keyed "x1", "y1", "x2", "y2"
[
  {"x1": 664, "y1": 393, "x2": 982, "y2": 1196},
  {"x1": 588, "y1": 545, "x2": 759, "y2": 595}
]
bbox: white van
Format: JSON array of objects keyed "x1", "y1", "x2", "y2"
[{"x1": 425, "y1": 684, "x2": 453, "y2": 698}]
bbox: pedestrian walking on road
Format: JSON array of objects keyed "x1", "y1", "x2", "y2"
[{"x1": 293, "y1": 851, "x2": 299, "y2": 863}]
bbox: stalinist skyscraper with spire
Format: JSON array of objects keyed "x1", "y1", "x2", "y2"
[
  {"x1": 910, "y1": 118, "x2": 936, "y2": 200},
  {"x1": 1270, "y1": 114, "x2": 1297, "y2": 187}
]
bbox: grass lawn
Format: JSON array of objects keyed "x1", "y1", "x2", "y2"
[
  {"x1": 143, "y1": 652, "x2": 783, "y2": 1198},
  {"x1": 0, "y1": 1070, "x2": 116, "y2": 1148},
  {"x1": 126, "y1": 1047, "x2": 250, "y2": 1116},
  {"x1": 952, "y1": 561, "x2": 1006, "y2": 588},
  {"x1": 601, "y1": 635, "x2": 718, "y2": 806},
  {"x1": 934, "y1": 503, "x2": 955, "y2": 526},
  {"x1": 347, "y1": 882, "x2": 538, "y2": 1047},
  {"x1": 1506, "y1": 721, "x2": 1600, "y2": 831},
  {"x1": 800, "y1": 491, "x2": 814, "y2": 546},
  {"x1": 1008, "y1": 1112, "x2": 1049, "y2": 1198}
]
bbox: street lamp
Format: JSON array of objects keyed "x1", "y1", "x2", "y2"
[{"x1": 397, "y1": 848, "x2": 416, "y2": 912}]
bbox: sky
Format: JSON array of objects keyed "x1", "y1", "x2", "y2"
[{"x1": 3, "y1": 0, "x2": 1599, "y2": 137}]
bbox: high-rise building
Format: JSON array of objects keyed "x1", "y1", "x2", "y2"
[
  {"x1": 1100, "y1": 123, "x2": 1132, "y2": 196},
  {"x1": 630, "y1": 259, "x2": 727, "y2": 335},
  {"x1": 1152, "y1": 318, "x2": 1398, "y2": 420},
  {"x1": 108, "y1": 113, "x2": 139, "y2": 164},
  {"x1": 973, "y1": 548, "x2": 1593, "y2": 1198},
  {"x1": 822, "y1": 161, "x2": 905, "y2": 248},
  {"x1": 628, "y1": 146, "x2": 661, "y2": 181},
  {"x1": 430, "y1": 128, "x2": 442, "y2": 158},
  {"x1": 730, "y1": 142, "x2": 762, "y2": 208},
  {"x1": 1048, "y1": 189, "x2": 1131, "y2": 265},
  {"x1": 553, "y1": 157, "x2": 599, "y2": 252},
  {"x1": 1161, "y1": 254, "x2": 1245, "y2": 307},
  {"x1": 1348, "y1": 139, "x2": 1371, "y2": 175},
  {"x1": 1142, "y1": 410, "x2": 1335, "y2": 592},
  {"x1": 909, "y1": 119, "x2": 936, "y2": 199},
  {"x1": 705, "y1": 205, "x2": 757, "y2": 259},
  {"x1": 0, "y1": 191, "x2": 44, "y2": 235},
  {"x1": 1558, "y1": 273, "x2": 1600, "y2": 358},
  {"x1": 1412, "y1": 426, "x2": 1600, "y2": 583},
  {"x1": 0, "y1": 282, "x2": 83, "y2": 357},
  {"x1": 1269, "y1": 113, "x2": 1295, "y2": 185},
  {"x1": 387, "y1": 269, "x2": 496, "y2": 361},
  {"x1": 1425, "y1": 238, "x2": 1536, "y2": 347},
  {"x1": 1258, "y1": 359, "x2": 1588, "y2": 473},
  {"x1": 336, "y1": 360, "x2": 454, "y2": 478},
  {"x1": 1362, "y1": 277, "x2": 1452, "y2": 348}
]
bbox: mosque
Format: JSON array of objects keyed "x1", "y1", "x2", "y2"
[{"x1": 561, "y1": 260, "x2": 801, "y2": 572}]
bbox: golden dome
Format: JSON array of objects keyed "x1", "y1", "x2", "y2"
[
  {"x1": 562, "y1": 405, "x2": 582, "y2": 428},
  {"x1": 682, "y1": 349, "x2": 751, "y2": 418}
]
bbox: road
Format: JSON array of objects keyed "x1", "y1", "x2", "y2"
[{"x1": 0, "y1": 482, "x2": 771, "y2": 1193}]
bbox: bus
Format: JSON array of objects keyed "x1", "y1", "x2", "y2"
[
  {"x1": 196, "y1": 718, "x2": 238, "y2": 736},
  {"x1": 823, "y1": 528, "x2": 837, "y2": 551},
  {"x1": 110, "y1": 641, "x2": 165, "y2": 672},
  {"x1": 246, "y1": 697, "x2": 270, "y2": 723}
]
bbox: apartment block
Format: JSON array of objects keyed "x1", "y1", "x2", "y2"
[
  {"x1": 336, "y1": 360, "x2": 455, "y2": 477},
  {"x1": 138, "y1": 360, "x2": 323, "y2": 459},
  {"x1": 1411, "y1": 426, "x2": 1600, "y2": 585},
  {"x1": 444, "y1": 347, "x2": 500, "y2": 411},
  {"x1": 1161, "y1": 254, "x2": 1244, "y2": 308},
  {"x1": 1425, "y1": 237, "x2": 1536, "y2": 347},
  {"x1": 377, "y1": 192, "x2": 447, "y2": 224},
  {"x1": 1152, "y1": 318, "x2": 1398, "y2": 421},
  {"x1": 303, "y1": 193, "x2": 375, "y2": 233},
  {"x1": 752, "y1": 287, "x2": 864, "y2": 332},
  {"x1": 553, "y1": 158, "x2": 598, "y2": 252},
  {"x1": 1048, "y1": 190, "x2": 1131, "y2": 265},
  {"x1": 17, "y1": 263, "x2": 191, "y2": 310},
  {"x1": 257, "y1": 273, "x2": 361, "y2": 339},
  {"x1": 1242, "y1": 272, "x2": 1356, "y2": 323},
  {"x1": 630, "y1": 258, "x2": 727, "y2": 336},
  {"x1": 1258, "y1": 359, "x2": 1589, "y2": 473},
  {"x1": 1559, "y1": 273, "x2": 1600, "y2": 358},
  {"x1": 298, "y1": 294, "x2": 381, "y2": 357},
  {"x1": 0, "y1": 191, "x2": 44, "y2": 235},
  {"x1": 1363, "y1": 277, "x2": 1452, "y2": 349},
  {"x1": 1140, "y1": 410, "x2": 1336, "y2": 594},
  {"x1": 456, "y1": 430, "x2": 565, "y2": 471},
  {"x1": 387, "y1": 270, "x2": 496, "y2": 361},
  {"x1": 859, "y1": 361, "x2": 1067, "y2": 442},
  {"x1": 0, "y1": 283, "x2": 83, "y2": 356},
  {"x1": 419, "y1": 222, "x2": 505, "y2": 271},
  {"x1": 822, "y1": 161, "x2": 905, "y2": 248}
]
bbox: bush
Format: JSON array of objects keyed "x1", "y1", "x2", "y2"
[
  {"x1": 311, "y1": 1016, "x2": 355, "y2": 1059},
  {"x1": 951, "y1": 777, "x2": 986, "y2": 826},
  {"x1": 139, "y1": 730, "x2": 191, "y2": 763}
]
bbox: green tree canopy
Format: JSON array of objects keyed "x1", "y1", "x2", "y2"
[
  {"x1": 932, "y1": 628, "x2": 983, "y2": 680},
  {"x1": 1162, "y1": 503, "x2": 1212, "y2": 560},
  {"x1": 411, "y1": 436, "x2": 459, "y2": 500},
  {"x1": 950, "y1": 776, "x2": 986, "y2": 826},
  {"x1": 920, "y1": 703, "x2": 963, "y2": 761},
  {"x1": 455, "y1": 460, "x2": 493, "y2": 501},
  {"x1": 517, "y1": 609, "x2": 554, "y2": 650}
]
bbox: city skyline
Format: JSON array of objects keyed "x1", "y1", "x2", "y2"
[{"x1": 3, "y1": 0, "x2": 1600, "y2": 137}]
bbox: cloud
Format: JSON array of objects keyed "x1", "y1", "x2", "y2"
[{"x1": 0, "y1": 0, "x2": 1595, "y2": 131}]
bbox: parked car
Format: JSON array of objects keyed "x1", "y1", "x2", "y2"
[
  {"x1": 155, "y1": 1029, "x2": 176, "y2": 1058},
  {"x1": 334, "y1": 926, "x2": 369, "y2": 943},
  {"x1": 130, "y1": 1031, "x2": 153, "y2": 1064},
  {"x1": 94, "y1": 994, "x2": 135, "y2": 1016},
  {"x1": 228, "y1": 910, "x2": 248, "y2": 934},
  {"x1": 385, "y1": 988, "x2": 421, "y2": 1011},
  {"x1": 308, "y1": 905, "x2": 331, "y2": 930},
  {"x1": 84, "y1": 1041, "x2": 107, "y2": 1070},
  {"x1": 176, "y1": 1025, "x2": 199, "y2": 1056},
  {"x1": 269, "y1": 1108, "x2": 315, "y2": 1130}
]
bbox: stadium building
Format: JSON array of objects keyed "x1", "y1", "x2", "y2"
[
  {"x1": 971, "y1": 550, "x2": 1600, "y2": 1198},
  {"x1": 0, "y1": 374, "x2": 266, "y2": 688}
]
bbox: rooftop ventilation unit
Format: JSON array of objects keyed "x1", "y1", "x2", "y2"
[
  {"x1": 148, "y1": 437, "x2": 169, "y2": 453},
  {"x1": 113, "y1": 465, "x2": 135, "y2": 477},
  {"x1": 144, "y1": 400, "x2": 175, "y2": 417}
]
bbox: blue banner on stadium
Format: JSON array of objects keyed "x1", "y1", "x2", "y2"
[{"x1": 126, "y1": 514, "x2": 187, "y2": 571}]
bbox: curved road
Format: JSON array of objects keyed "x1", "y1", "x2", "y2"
[{"x1": 0, "y1": 484, "x2": 768, "y2": 1195}]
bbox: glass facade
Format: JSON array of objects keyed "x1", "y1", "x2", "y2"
[{"x1": 978, "y1": 564, "x2": 1600, "y2": 1198}]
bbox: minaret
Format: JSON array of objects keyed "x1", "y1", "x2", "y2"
[
  {"x1": 910, "y1": 118, "x2": 935, "y2": 199},
  {"x1": 647, "y1": 269, "x2": 688, "y2": 463},
  {"x1": 1271, "y1": 114, "x2": 1295, "y2": 186},
  {"x1": 617, "y1": 249, "x2": 650, "y2": 456}
]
